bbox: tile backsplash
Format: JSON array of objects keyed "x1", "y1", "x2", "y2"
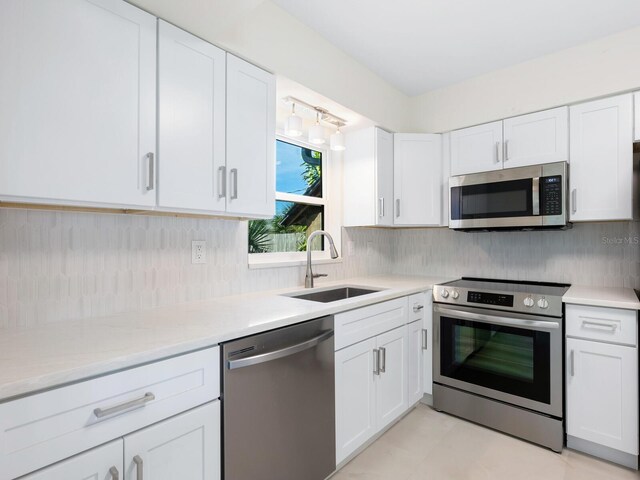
[
  {"x1": 0, "y1": 209, "x2": 394, "y2": 328},
  {"x1": 0, "y1": 207, "x2": 638, "y2": 328},
  {"x1": 390, "y1": 221, "x2": 640, "y2": 289}
]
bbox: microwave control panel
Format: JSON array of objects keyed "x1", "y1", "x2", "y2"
[{"x1": 540, "y1": 175, "x2": 562, "y2": 216}]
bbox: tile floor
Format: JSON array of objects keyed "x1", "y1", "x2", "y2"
[{"x1": 332, "y1": 404, "x2": 640, "y2": 480}]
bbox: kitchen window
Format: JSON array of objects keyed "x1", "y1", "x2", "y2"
[{"x1": 248, "y1": 136, "x2": 340, "y2": 267}]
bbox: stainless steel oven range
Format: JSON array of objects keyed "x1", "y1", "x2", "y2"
[{"x1": 432, "y1": 278, "x2": 570, "y2": 452}]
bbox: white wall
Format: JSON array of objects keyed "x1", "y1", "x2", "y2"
[
  {"x1": 128, "y1": 0, "x2": 411, "y2": 133},
  {"x1": 410, "y1": 26, "x2": 640, "y2": 133}
]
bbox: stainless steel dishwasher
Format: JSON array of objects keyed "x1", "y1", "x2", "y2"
[{"x1": 222, "y1": 315, "x2": 335, "y2": 480}]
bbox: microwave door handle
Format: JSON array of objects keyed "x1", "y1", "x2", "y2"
[
  {"x1": 532, "y1": 176, "x2": 540, "y2": 216},
  {"x1": 433, "y1": 305, "x2": 560, "y2": 331}
]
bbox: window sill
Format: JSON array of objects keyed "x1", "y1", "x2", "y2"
[{"x1": 248, "y1": 255, "x2": 343, "y2": 270}]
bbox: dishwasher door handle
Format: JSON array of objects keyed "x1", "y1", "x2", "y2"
[{"x1": 227, "y1": 330, "x2": 334, "y2": 370}]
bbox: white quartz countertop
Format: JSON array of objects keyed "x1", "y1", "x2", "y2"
[
  {"x1": 0, "y1": 275, "x2": 451, "y2": 402},
  {"x1": 563, "y1": 285, "x2": 640, "y2": 310}
]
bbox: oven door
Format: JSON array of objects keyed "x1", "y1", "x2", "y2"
[
  {"x1": 433, "y1": 304, "x2": 563, "y2": 418},
  {"x1": 449, "y1": 162, "x2": 567, "y2": 229}
]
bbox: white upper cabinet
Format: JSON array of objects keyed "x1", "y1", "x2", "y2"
[
  {"x1": 502, "y1": 107, "x2": 568, "y2": 168},
  {"x1": 394, "y1": 134, "x2": 442, "y2": 226},
  {"x1": 158, "y1": 21, "x2": 226, "y2": 213},
  {"x1": 569, "y1": 94, "x2": 634, "y2": 222},
  {"x1": 343, "y1": 127, "x2": 394, "y2": 227},
  {"x1": 0, "y1": 0, "x2": 157, "y2": 208},
  {"x1": 226, "y1": 54, "x2": 276, "y2": 218},
  {"x1": 450, "y1": 121, "x2": 503, "y2": 175}
]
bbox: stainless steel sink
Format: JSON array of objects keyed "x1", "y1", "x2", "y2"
[{"x1": 285, "y1": 286, "x2": 383, "y2": 303}]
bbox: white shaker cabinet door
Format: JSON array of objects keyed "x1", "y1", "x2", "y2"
[
  {"x1": 124, "y1": 401, "x2": 221, "y2": 480},
  {"x1": 21, "y1": 440, "x2": 122, "y2": 480},
  {"x1": 569, "y1": 94, "x2": 634, "y2": 221},
  {"x1": 158, "y1": 20, "x2": 226, "y2": 213},
  {"x1": 226, "y1": 54, "x2": 276, "y2": 218},
  {"x1": 422, "y1": 293, "x2": 434, "y2": 396},
  {"x1": 0, "y1": 0, "x2": 157, "y2": 208},
  {"x1": 502, "y1": 107, "x2": 568, "y2": 168},
  {"x1": 566, "y1": 338, "x2": 638, "y2": 455},
  {"x1": 335, "y1": 337, "x2": 377, "y2": 465},
  {"x1": 375, "y1": 326, "x2": 408, "y2": 431},
  {"x1": 393, "y1": 133, "x2": 442, "y2": 226},
  {"x1": 407, "y1": 319, "x2": 424, "y2": 405},
  {"x1": 450, "y1": 121, "x2": 503, "y2": 175}
]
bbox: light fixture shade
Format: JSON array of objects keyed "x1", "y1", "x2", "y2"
[
  {"x1": 309, "y1": 123, "x2": 326, "y2": 145},
  {"x1": 330, "y1": 129, "x2": 345, "y2": 151},
  {"x1": 285, "y1": 113, "x2": 303, "y2": 137}
]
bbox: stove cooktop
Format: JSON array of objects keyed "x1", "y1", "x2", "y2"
[{"x1": 433, "y1": 277, "x2": 570, "y2": 317}]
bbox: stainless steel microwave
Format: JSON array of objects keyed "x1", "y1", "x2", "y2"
[{"x1": 449, "y1": 162, "x2": 568, "y2": 230}]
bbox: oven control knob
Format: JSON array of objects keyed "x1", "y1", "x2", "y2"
[
  {"x1": 451, "y1": 290, "x2": 460, "y2": 300},
  {"x1": 441, "y1": 289, "x2": 450, "y2": 298},
  {"x1": 523, "y1": 296, "x2": 534, "y2": 307},
  {"x1": 537, "y1": 298, "x2": 549, "y2": 309}
]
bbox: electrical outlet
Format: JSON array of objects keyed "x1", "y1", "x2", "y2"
[
  {"x1": 192, "y1": 240, "x2": 206, "y2": 264},
  {"x1": 366, "y1": 241, "x2": 374, "y2": 256}
]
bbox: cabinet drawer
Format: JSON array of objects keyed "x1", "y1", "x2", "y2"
[
  {"x1": 408, "y1": 292, "x2": 428, "y2": 323},
  {"x1": 567, "y1": 305, "x2": 637, "y2": 346},
  {"x1": 0, "y1": 347, "x2": 219, "y2": 480},
  {"x1": 335, "y1": 297, "x2": 408, "y2": 350}
]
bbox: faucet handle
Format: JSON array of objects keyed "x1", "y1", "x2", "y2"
[{"x1": 313, "y1": 273, "x2": 328, "y2": 279}]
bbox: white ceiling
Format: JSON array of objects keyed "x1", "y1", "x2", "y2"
[{"x1": 272, "y1": 0, "x2": 640, "y2": 96}]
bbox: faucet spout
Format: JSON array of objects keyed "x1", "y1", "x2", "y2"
[{"x1": 305, "y1": 230, "x2": 339, "y2": 288}]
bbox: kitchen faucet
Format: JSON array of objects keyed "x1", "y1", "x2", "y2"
[{"x1": 305, "y1": 230, "x2": 339, "y2": 288}]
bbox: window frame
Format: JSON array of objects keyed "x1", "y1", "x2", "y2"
[{"x1": 248, "y1": 132, "x2": 342, "y2": 268}]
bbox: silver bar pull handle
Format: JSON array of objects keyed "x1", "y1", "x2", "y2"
[
  {"x1": 532, "y1": 177, "x2": 540, "y2": 216},
  {"x1": 230, "y1": 168, "x2": 238, "y2": 200},
  {"x1": 379, "y1": 197, "x2": 385, "y2": 218},
  {"x1": 582, "y1": 320, "x2": 617, "y2": 331},
  {"x1": 133, "y1": 455, "x2": 143, "y2": 480},
  {"x1": 494, "y1": 142, "x2": 500, "y2": 163},
  {"x1": 94, "y1": 392, "x2": 155, "y2": 419},
  {"x1": 373, "y1": 349, "x2": 380, "y2": 375},
  {"x1": 228, "y1": 330, "x2": 333, "y2": 369},
  {"x1": 218, "y1": 166, "x2": 226, "y2": 199},
  {"x1": 571, "y1": 189, "x2": 577, "y2": 214},
  {"x1": 109, "y1": 466, "x2": 119, "y2": 480},
  {"x1": 146, "y1": 152, "x2": 155, "y2": 191},
  {"x1": 395, "y1": 199, "x2": 400, "y2": 218},
  {"x1": 422, "y1": 329, "x2": 428, "y2": 350},
  {"x1": 504, "y1": 140, "x2": 509, "y2": 161},
  {"x1": 570, "y1": 350, "x2": 575, "y2": 377},
  {"x1": 379, "y1": 346, "x2": 386, "y2": 373},
  {"x1": 413, "y1": 304, "x2": 424, "y2": 313}
]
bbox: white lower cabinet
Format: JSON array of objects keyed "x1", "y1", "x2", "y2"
[
  {"x1": 376, "y1": 327, "x2": 409, "y2": 431},
  {"x1": 422, "y1": 293, "x2": 434, "y2": 397},
  {"x1": 566, "y1": 338, "x2": 638, "y2": 456},
  {"x1": 335, "y1": 337, "x2": 378, "y2": 465},
  {"x1": 21, "y1": 440, "x2": 123, "y2": 480},
  {"x1": 124, "y1": 401, "x2": 220, "y2": 480},
  {"x1": 566, "y1": 305, "x2": 639, "y2": 468},
  {"x1": 407, "y1": 319, "x2": 424, "y2": 405},
  {"x1": 336, "y1": 325, "x2": 409, "y2": 464}
]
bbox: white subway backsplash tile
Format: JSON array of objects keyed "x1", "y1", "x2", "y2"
[
  {"x1": 0, "y1": 207, "x2": 637, "y2": 328},
  {"x1": 0, "y1": 209, "x2": 394, "y2": 327}
]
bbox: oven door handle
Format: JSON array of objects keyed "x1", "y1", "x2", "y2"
[{"x1": 434, "y1": 306, "x2": 560, "y2": 331}]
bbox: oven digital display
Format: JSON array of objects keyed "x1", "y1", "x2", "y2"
[{"x1": 467, "y1": 291, "x2": 514, "y2": 307}]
